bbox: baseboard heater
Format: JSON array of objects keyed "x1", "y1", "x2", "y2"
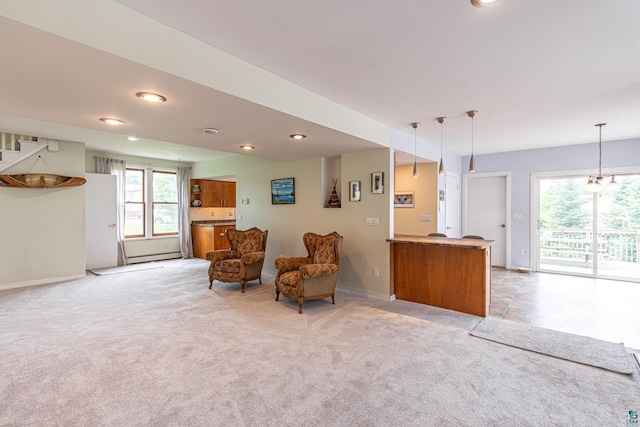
[{"x1": 127, "y1": 251, "x2": 182, "y2": 264}]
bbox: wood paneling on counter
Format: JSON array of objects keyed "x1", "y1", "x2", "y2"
[{"x1": 389, "y1": 236, "x2": 492, "y2": 317}]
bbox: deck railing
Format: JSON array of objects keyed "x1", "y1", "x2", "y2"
[{"x1": 540, "y1": 228, "x2": 639, "y2": 263}]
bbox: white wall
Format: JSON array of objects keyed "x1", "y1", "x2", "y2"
[
  {"x1": 194, "y1": 148, "x2": 392, "y2": 298},
  {"x1": 0, "y1": 140, "x2": 86, "y2": 289}
]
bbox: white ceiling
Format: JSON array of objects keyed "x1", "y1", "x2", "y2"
[{"x1": 1, "y1": 0, "x2": 640, "y2": 164}]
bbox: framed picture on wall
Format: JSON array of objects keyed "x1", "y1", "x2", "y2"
[
  {"x1": 394, "y1": 191, "x2": 414, "y2": 208},
  {"x1": 271, "y1": 178, "x2": 295, "y2": 204},
  {"x1": 371, "y1": 172, "x2": 384, "y2": 194},
  {"x1": 349, "y1": 181, "x2": 361, "y2": 202}
]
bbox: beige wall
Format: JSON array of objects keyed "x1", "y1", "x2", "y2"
[
  {"x1": 0, "y1": 140, "x2": 86, "y2": 289},
  {"x1": 394, "y1": 162, "x2": 438, "y2": 236},
  {"x1": 194, "y1": 148, "x2": 392, "y2": 298}
]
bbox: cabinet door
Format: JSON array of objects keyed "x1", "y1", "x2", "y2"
[
  {"x1": 201, "y1": 180, "x2": 218, "y2": 207},
  {"x1": 213, "y1": 226, "x2": 233, "y2": 250},
  {"x1": 223, "y1": 182, "x2": 236, "y2": 207},
  {"x1": 191, "y1": 225, "x2": 214, "y2": 259}
]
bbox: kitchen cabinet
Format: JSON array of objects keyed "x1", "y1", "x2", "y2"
[
  {"x1": 191, "y1": 223, "x2": 236, "y2": 259},
  {"x1": 193, "y1": 180, "x2": 236, "y2": 207}
]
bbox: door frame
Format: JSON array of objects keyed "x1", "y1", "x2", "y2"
[
  {"x1": 531, "y1": 166, "x2": 639, "y2": 276},
  {"x1": 444, "y1": 171, "x2": 460, "y2": 237},
  {"x1": 463, "y1": 171, "x2": 511, "y2": 269}
]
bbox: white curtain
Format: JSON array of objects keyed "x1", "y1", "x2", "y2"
[
  {"x1": 177, "y1": 166, "x2": 193, "y2": 258},
  {"x1": 96, "y1": 157, "x2": 128, "y2": 266}
]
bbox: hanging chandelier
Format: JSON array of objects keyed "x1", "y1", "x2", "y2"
[{"x1": 585, "y1": 123, "x2": 618, "y2": 192}]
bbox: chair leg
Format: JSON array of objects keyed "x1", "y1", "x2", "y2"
[
  {"x1": 298, "y1": 298, "x2": 303, "y2": 314},
  {"x1": 208, "y1": 279, "x2": 213, "y2": 290},
  {"x1": 275, "y1": 289, "x2": 280, "y2": 301},
  {"x1": 259, "y1": 276, "x2": 262, "y2": 284},
  {"x1": 240, "y1": 280, "x2": 245, "y2": 293},
  {"x1": 331, "y1": 295, "x2": 335, "y2": 304}
]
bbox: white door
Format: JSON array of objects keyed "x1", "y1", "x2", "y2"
[
  {"x1": 445, "y1": 172, "x2": 460, "y2": 238},
  {"x1": 85, "y1": 173, "x2": 118, "y2": 269},
  {"x1": 465, "y1": 175, "x2": 507, "y2": 267}
]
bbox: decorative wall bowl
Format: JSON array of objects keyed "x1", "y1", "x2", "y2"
[{"x1": 192, "y1": 199, "x2": 202, "y2": 207}]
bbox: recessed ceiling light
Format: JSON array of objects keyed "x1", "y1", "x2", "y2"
[
  {"x1": 240, "y1": 145, "x2": 255, "y2": 150},
  {"x1": 204, "y1": 128, "x2": 219, "y2": 135},
  {"x1": 136, "y1": 92, "x2": 167, "y2": 103},
  {"x1": 470, "y1": 0, "x2": 502, "y2": 7},
  {"x1": 290, "y1": 134, "x2": 306, "y2": 140},
  {"x1": 126, "y1": 136, "x2": 139, "y2": 141},
  {"x1": 99, "y1": 117, "x2": 125, "y2": 126}
]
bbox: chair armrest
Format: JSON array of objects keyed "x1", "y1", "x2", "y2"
[
  {"x1": 275, "y1": 257, "x2": 312, "y2": 274},
  {"x1": 240, "y1": 251, "x2": 265, "y2": 265},
  {"x1": 206, "y1": 250, "x2": 235, "y2": 262},
  {"x1": 300, "y1": 263, "x2": 338, "y2": 280}
]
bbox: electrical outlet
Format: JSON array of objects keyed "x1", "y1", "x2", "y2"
[
  {"x1": 228, "y1": 211, "x2": 233, "y2": 216},
  {"x1": 520, "y1": 249, "x2": 526, "y2": 255},
  {"x1": 373, "y1": 268, "x2": 380, "y2": 277},
  {"x1": 210, "y1": 211, "x2": 215, "y2": 217}
]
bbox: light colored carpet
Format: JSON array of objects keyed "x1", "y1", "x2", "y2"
[
  {"x1": 89, "y1": 262, "x2": 162, "y2": 275},
  {"x1": 1, "y1": 259, "x2": 638, "y2": 426},
  {"x1": 470, "y1": 316, "x2": 633, "y2": 375}
]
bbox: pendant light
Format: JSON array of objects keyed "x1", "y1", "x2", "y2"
[
  {"x1": 437, "y1": 117, "x2": 446, "y2": 175},
  {"x1": 585, "y1": 123, "x2": 618, "y2": 192},
  {"x1": 411, "y1": 122, "x2": 420, "y2": 177},
  {"x1": 467, "y1": 110, "x2": 477, "y2": 172}
]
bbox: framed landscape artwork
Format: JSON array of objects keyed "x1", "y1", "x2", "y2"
[
  {"x1": 271, "y1": 178, "x2": 295, "y2": 204},
  {"x1": 394, "y1": 191, "x2": 414, "y2": 208}
]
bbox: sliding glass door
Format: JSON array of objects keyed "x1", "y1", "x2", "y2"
[{"x1": 536, "y1": 174, "x2": 640, "y2": 281}]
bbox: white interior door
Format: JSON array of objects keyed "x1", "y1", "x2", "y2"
[
  {"x1": 465, "y1": 175, "x2": 507, "y2": 267},
  {"x1": 85, "y1": 173, "x2": 118, "y2": 269},
  {"x1": 445, "y1": 172, "x2": 460, "y2": 238}
]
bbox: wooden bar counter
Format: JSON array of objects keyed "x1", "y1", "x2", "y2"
[{"x1": 387, "y1": 235, "x2": 493, "y2": 317}]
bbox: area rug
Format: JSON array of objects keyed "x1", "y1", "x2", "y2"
[
  {"x1": 89, "y1": 263, "x2": 162, "y2": 275},
  {"x1": 470, "y1": 316, "x2": 634, "y2": 375}
]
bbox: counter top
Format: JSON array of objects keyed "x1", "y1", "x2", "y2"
[
  {"x1": 191, "y1": 221, "x2": 236, "y2": 227},
  {"x1": 387, "y1": 234, "x2": 493, "y2": 249}
]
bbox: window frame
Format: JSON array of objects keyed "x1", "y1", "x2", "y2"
[{"x1": 124, "y1": 166, "x2": 178, "y2": 239}]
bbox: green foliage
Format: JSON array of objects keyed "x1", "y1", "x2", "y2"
[
  {"x1": 540, "y1": 178, "x2": 591, "y2": 229},
  {"x1": 601, "y1": 176, "x2": 640, "y2": 229}
]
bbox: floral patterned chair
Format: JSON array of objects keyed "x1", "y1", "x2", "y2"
[
  {"x1": 274, "y1": 232, "x2": 343, "y2": 313},
  {"x1": 206, "y1": 227, "x2": 268, "y2": 293}
]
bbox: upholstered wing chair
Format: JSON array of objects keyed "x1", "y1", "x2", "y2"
[
  {"x1": 206, "y1": 227, "x2": 268, "y2": 293},
  {"x1": 274, "y1": 232, "x2": 343, "y2": 313}
]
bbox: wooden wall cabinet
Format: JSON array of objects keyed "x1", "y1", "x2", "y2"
[{"x1": 191, "y1": 179, "x2": 236, "y2": 207}]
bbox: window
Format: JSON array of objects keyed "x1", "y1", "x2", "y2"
[
  {"x1": 124, "y1": 167, "x2": 178, "y2": 238},
  {"x1": 152, "y1": 170, "x2": 178, "y2": 236},
  {"x1": 125, "y1": 168, "x2": 145, "y2": 238}
]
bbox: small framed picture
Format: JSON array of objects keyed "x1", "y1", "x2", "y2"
[
  {"x1": 394, "y1": 191, "x2": 414, "y2": 208},
  {"x1": 349, "y1": 181, "x2": 361, "y2": 202},
  {"x1": 271, "y1": 177, "x2": 295, "y2": 204},
  {"x1": 371, "y1": 172, "x2": 384, "y2": 194}
]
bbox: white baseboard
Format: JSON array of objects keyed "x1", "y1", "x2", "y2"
[
  {"x1": 0, "y1": 273, "x2": 86, "y2": 291},
  {"x1": 127, "y1": 252, "x2": 182, "y2": 264}
]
